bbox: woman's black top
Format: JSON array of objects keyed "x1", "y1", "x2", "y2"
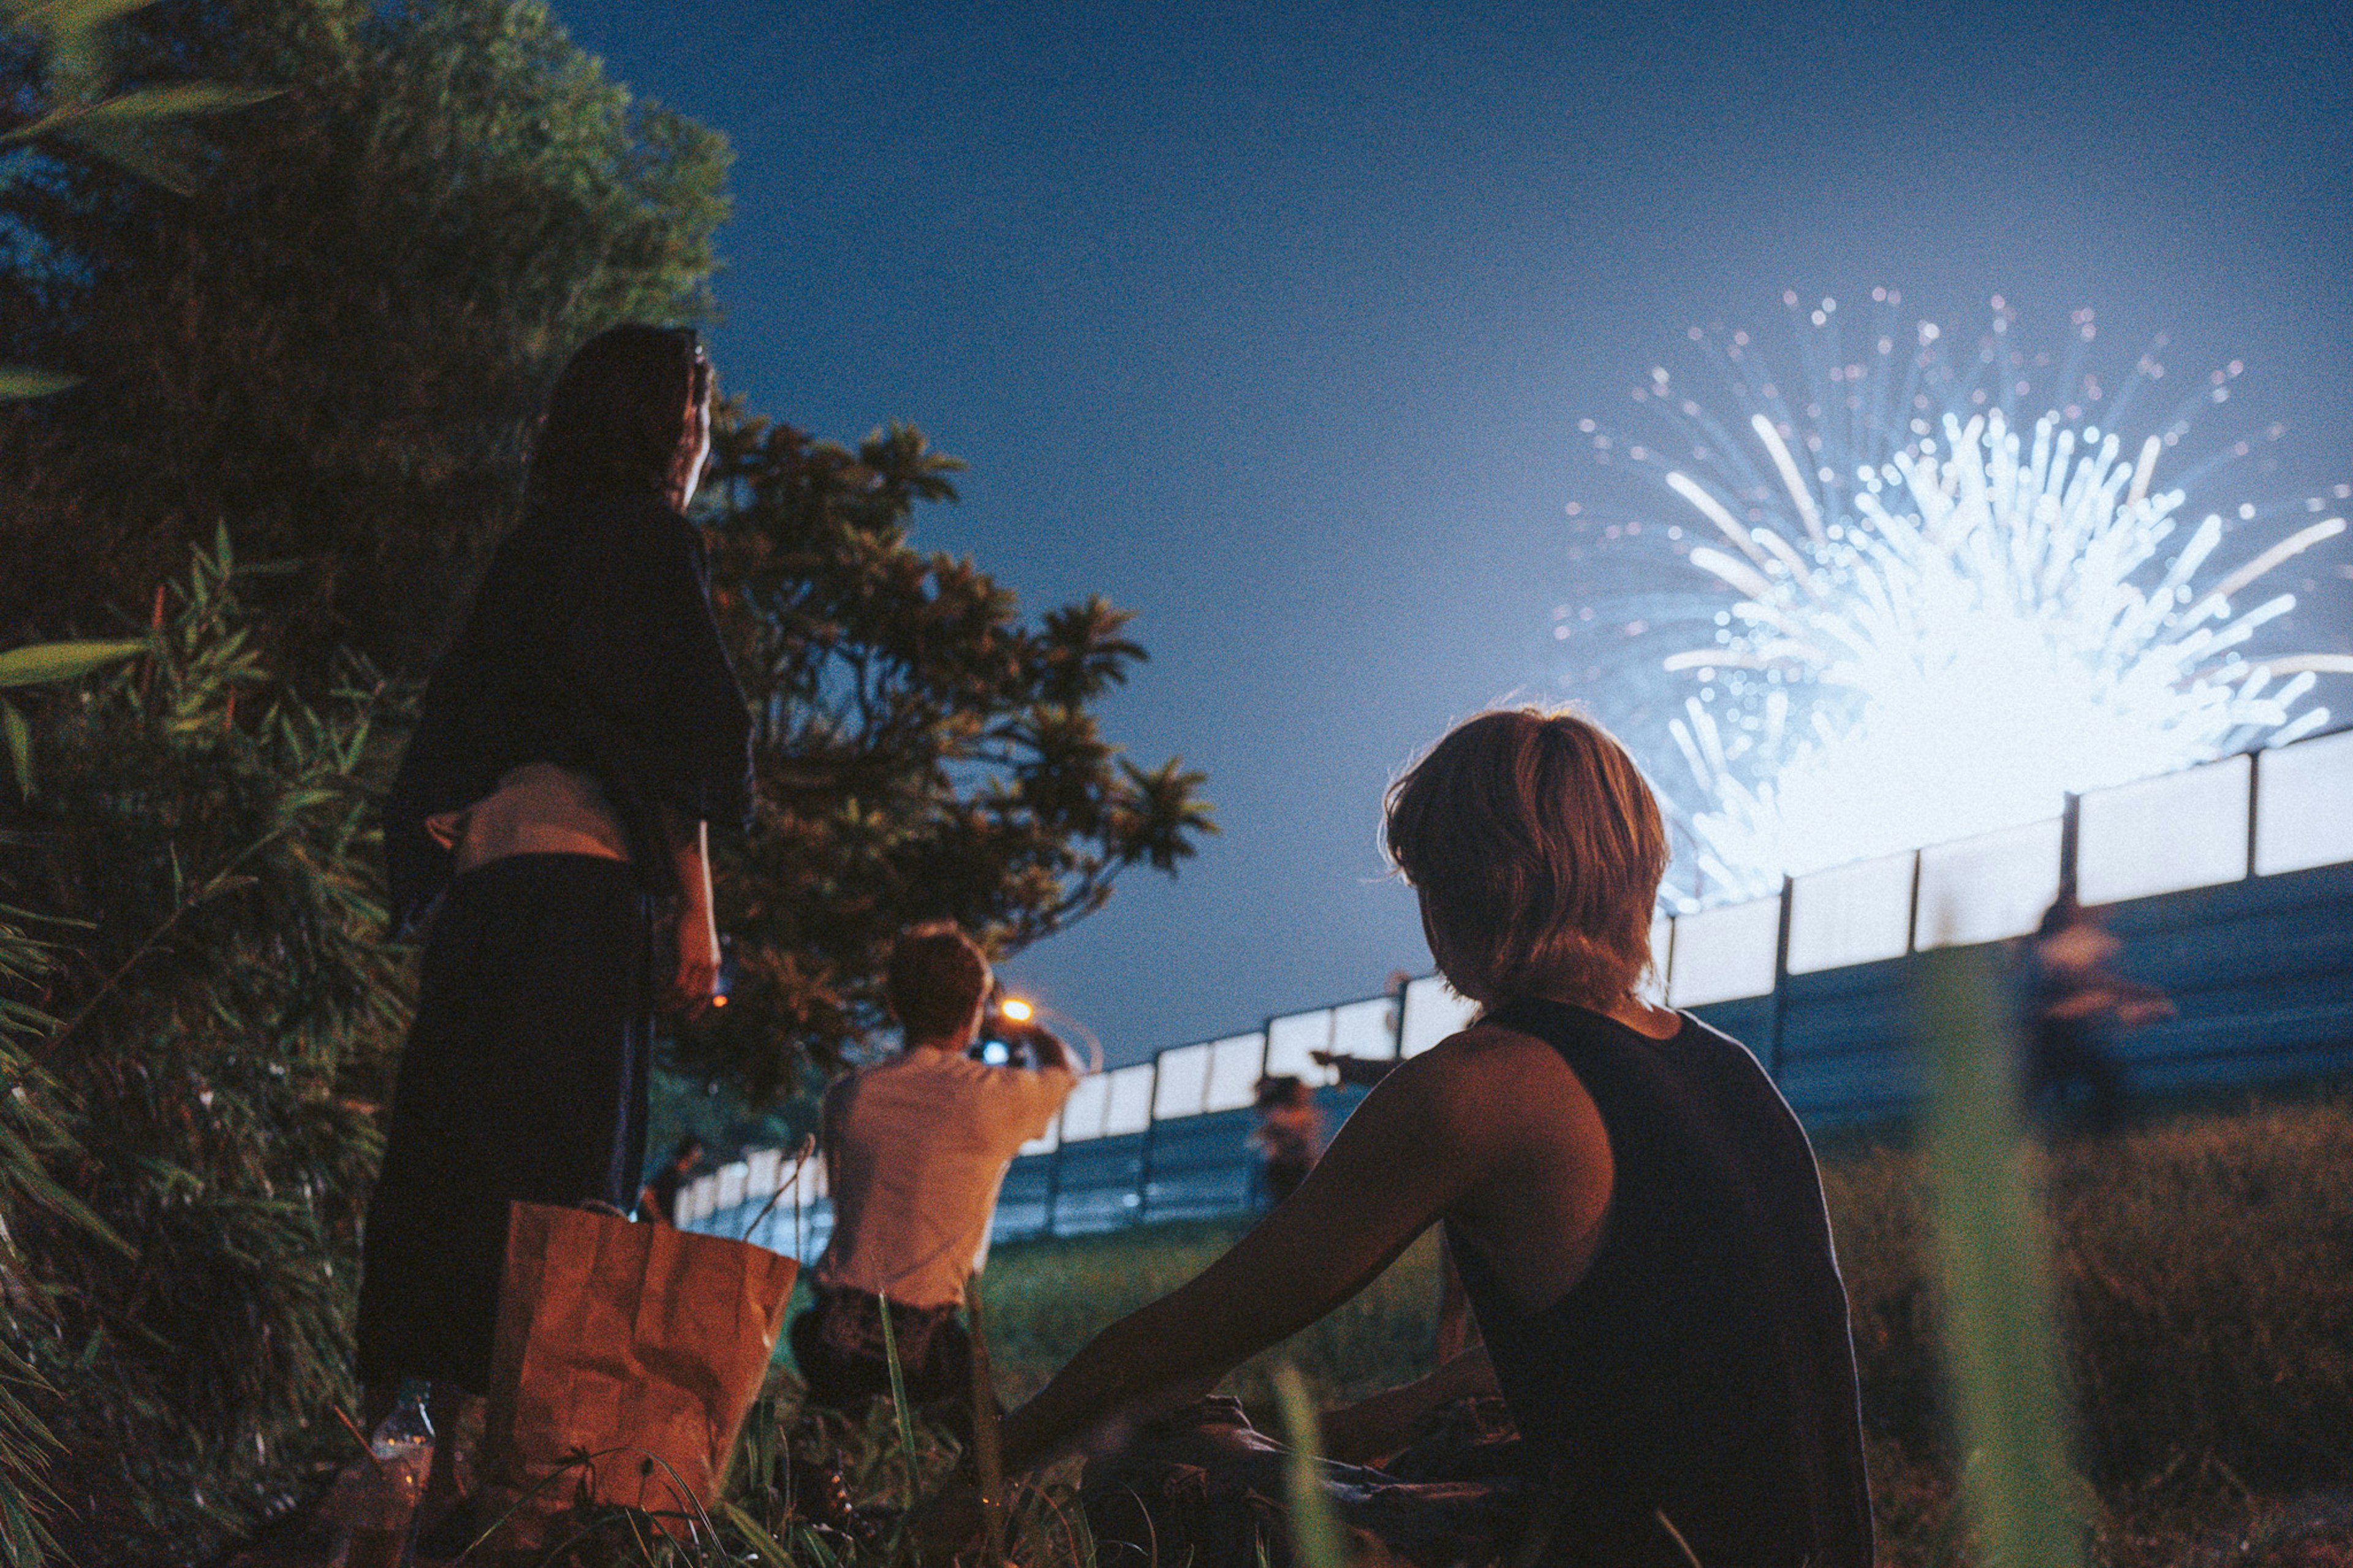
[
  {"x1": 384, "y1": 489, "x2": 754, "y2": 934},
  {"x1": 1446, "y1": 999, "x2": 1873, "y2": 1568}
]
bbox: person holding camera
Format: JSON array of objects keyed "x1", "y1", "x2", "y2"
[{"x1": 792, "y1": 922, "x2": 1079, "y2": 1420}]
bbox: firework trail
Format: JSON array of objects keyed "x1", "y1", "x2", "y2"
[{"x1": 1561, "y1": 292, "x2": 2353, "y2": 906}]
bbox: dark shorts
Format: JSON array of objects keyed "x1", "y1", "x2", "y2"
[
  {"x1": 355, "y1": 854, "x2": 654, "y2": 1393},
  {"x1": 789, "y1": 1284, "x2": 982, "y2": 1438}
]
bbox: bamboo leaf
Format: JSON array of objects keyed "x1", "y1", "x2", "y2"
[
  {"x1": 0, "y1": 639, "x2": 146, "y2": 689},
  {"x1": 0, "y1": 702, "x2": 28, "y2": 799},
  {"x1": 7, "y1": 0, "x2": 156, "y2": 40},
  {"x1": 1, "y1": 84, "x2": 276, "y2": 146},
  {"x1": 0, "y1": 366, "x2": 81, "y2": 400}
]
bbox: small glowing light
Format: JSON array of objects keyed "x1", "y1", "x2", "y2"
[
  {"x1": 999, "y1": 997, "x2": 1034, "y2": 1023},
  {"x1": 710, "y1": 994, "x2": 729, "y2": 1008}
]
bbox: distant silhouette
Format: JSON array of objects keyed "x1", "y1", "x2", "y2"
[
  {"x1": 1249, "y1": 1075, "x2": 1324, "y2": 1206},
  {"x1": 2025, "y1": 896, "x2": 2175, "y2": 1131}
]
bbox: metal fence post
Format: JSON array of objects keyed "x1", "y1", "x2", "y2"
[
  {"x1": 1904, "y1": 849, "x2": 1923, "y2": 955},
  {"x1": 1768, "y1": 874, "x2": 1794, "y2": 1078},
  {"x1": 1041, "y1": 1131, "x2": 1064, "y2": 1238},
  {"x1": 1133, "y1": 1055, "x2": 1163, "y2": 1225},
  {"x1": 2245, "y1": 747, "x2": 2262, "y2": 879},
  {"x1": 2059, "y1": 791, "x2": 2082, "y2": 905}
]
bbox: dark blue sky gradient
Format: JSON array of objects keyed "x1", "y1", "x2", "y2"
[{"x1": 550, "y1": 0, "x2": 2353, "y2": 1063}]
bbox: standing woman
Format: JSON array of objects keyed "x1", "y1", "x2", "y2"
[{"x1": 360, "y1": 325, "x2": 753, "y2": 1517}]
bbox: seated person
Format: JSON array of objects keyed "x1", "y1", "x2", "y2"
[
  {"x1": 637, "y1": 1134, "x2": 704, "y2": 1225},
  {"x1": 793, "y1": 922, "x2": 1078, "y2": 1420},
  {"x1": 1249, "y1": 1074, "x2": 1324, "y2": 1207},
  {"x1": 936, "y1": 708, "x2": 1872, "y2": 1568}
]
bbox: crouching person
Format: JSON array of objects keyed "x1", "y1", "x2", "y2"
[
  {"x1": 793, "y1": 922, "x2": 1078, "y2": 1431},
  {"x1": 922, "y1": 707, "x2": 1871, "y2": 1568}
]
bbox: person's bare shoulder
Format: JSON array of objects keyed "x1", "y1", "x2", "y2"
[
  {"x1": 1412, "y1": 1021, "x2": 1600, "y2": 1144},
  {"x1": 1361, "y1": 1020, "x2": 1587, "y2": 1160}
]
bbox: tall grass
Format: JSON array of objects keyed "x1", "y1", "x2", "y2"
[
  {"x1": 969, "y1": 1094, "x2": 2353, "y2": 1566},
  {"x1": 1916, "y1": 945, "x2": 2082, "y2": 1568}
]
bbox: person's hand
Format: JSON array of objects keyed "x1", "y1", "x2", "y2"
[{"x1": 666, "y1": 918, "x2": 720, "y2": 1017}]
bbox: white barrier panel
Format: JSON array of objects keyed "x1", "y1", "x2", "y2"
[
  {"x1": 2079, "y1": 755, "x2": 2251, "y2": 906},
  {"x1": 1151, "y1": 1042, "x2": 1213, "y2": 1119},
  {"x1": 1639, "y1": 914, "x2": 1673, "y2": 1004},
  {"x1": 1202, "y1": 1032, "x2": 1267, "y2": 1112},
  {"x1": 1059, "y1": 1072, "x2": 1112, "y2": 1142},
  {"x1": 1101, "y1": 1062, "x2": 1156, "y2": 1137},
  {"x1": 1264, "y1": 1008, "x2": 1336, "y2": 1084},
  {"x1": 1328, "y1": 996, "x2": 1397, "y2": 1062},
  {"x1": 1400, "y1": 974, "x2": 1478, "y2": 1056},
  {"x1": 1787, "y1": 852, "x2": 1915, "y2": 975},
  {"x1": 715, "y1": 1161, "x2": 748, "y2": 1212},
  {"x1": 2255, "y1": 729, "x2": 2353, "y2": 876},
  {"x1": 746, "y1": 1148, "x2": 781, "y2": 1198},
  {"x1": 1915, "y1": 817, "x2": 2063, "y2": 949},
  {"x1": 1667, "y1": 896, "x2": 1781, "y2": 1006},
  {"x1": 684, "y1": 1173, "x2": 718, "y2": 1224}
]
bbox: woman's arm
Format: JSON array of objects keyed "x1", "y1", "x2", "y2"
[
  {"x1": 998, "y1": 1041, "x2": 1508, "y2": 1475},
  {"x1": 664, "y1": 812, "x2": 720, "y2": 1012}
]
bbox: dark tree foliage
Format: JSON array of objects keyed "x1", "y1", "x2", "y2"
[
  {"x1": 0, "y1": 543, "x2": 408, "y2": 1564},
  {"x1": 683, "y1": 411, "x2": 1216, "y2": 1099},
  {"x1": 0, "y1": 0, "x2": 730, "y2": 675}
]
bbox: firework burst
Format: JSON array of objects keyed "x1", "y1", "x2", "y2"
[{"x1": 1564, "y1": 292, "x2": 2353, "y2": 905}]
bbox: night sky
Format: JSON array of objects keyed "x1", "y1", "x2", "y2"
[{"x1": 548, "y1": 0, "x2": 2353, "y2": 1064}]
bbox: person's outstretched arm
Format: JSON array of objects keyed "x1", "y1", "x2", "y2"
[{"x1": 996, "y1": 1036, "x2": 1514, "y2": 1476}]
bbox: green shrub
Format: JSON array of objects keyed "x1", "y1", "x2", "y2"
[{"x1": 1, "y1": 541, "x2": 410, "y2": 1564}]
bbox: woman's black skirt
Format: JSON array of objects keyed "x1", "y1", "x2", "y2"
[{"x1": 355, "y1": 854, "x2": 654, "y2": 1393}]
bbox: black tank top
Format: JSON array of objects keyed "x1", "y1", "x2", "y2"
[{"x1": 1445, "y1": 999, "x2": 1872, "y2": 1568}]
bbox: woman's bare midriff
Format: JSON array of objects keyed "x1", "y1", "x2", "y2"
[{"x1": 425, "y1": 762, "x2": 630, "y2": 874}]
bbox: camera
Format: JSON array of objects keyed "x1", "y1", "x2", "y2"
[{"x1": 970, "y1": 991, "x2": 1053, "y2": 1068}]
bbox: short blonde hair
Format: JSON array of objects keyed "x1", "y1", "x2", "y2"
[{"x1": 1383, "y1": 706, "x2": 1667, "y2": 1008}]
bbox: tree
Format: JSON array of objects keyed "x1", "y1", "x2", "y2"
[
  {"x1": 683, "y1": 411, "x2": 1216, "y2": 1099},
  {"x1": 0, "y1": 0, "x2": 729, "y2": 675}
]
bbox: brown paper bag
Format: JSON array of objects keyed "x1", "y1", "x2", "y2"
[{"x1": 482, "y1": 1200, "x2": 798, "y2": 1544}]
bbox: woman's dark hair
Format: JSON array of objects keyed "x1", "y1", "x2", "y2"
[{"x1": 526, "y1": 325, "x2": 713, "y2": 504}]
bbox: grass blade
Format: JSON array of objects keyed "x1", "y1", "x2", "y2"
[
  {"x1": 966, "y1": 1290, "x2": 1008, "y2": 1566},
  {"x1": 0, "y1": 639, "x2": 147, "y2": 689},
  {"x1": 1918, "y1": 944, "x2": 2084, "y2": 1568},
  {"x1": 875, "y1": 1290, "x2": 922, "y2": 1509},
  {"x1": 1271, "y1": 1364, "x2": 1344, "y2": 1568},
  {"x1": 0, "y1": 367, "x2": 81, "y2": 400}
]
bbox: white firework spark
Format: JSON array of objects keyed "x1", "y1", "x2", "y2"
[{"x1": 1566, "y1": 293, "x2": 2353, "y2": 905}]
